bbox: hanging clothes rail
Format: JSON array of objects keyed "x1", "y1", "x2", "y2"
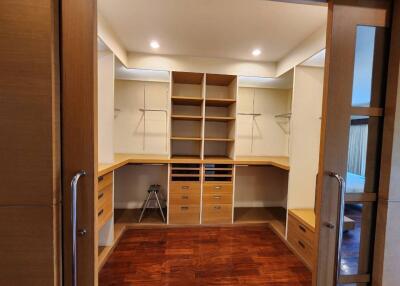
[{"x1": 139, "y1": 83, "x2": 169, "y2": 151}]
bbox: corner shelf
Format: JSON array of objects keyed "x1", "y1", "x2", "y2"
[
  {"x1": 205, "y1": 116, "x2": 235, "y2": 122},
  {"x1": 171, "y1": 136, "x2": 202, "y2": 141},
  {"x1": 204, "y1": 137, "x2": 235, "y2": 142},
  {"x1": 205, "y1": 98, "x2": 236, "y2": 107},
  {"x1": 172, "y1": 115, "x2": 203, "y2": 121},
  {"x1": 171, "y1": 96, "x2": 203, "y2": 106}
]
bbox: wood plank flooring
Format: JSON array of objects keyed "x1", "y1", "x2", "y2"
[{"x1": 99, "y1": 225, "x2": 311, "y2": 285}]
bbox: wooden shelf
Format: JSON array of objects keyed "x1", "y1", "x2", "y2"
[
  {"x1": 204, "y1": 137, "x2": 235, "y2": 142},
  {"x1": 204, "y1": 174, "x2": 233, "y2": 177},
  {"x1": 171, "y1": 174, "x2": 200, "y2": 177},
  {"x1": 203, "y1": 155, "x2": 233, "y2": 163},
  {"x1": 172, "y1": 96, "x2": 203, "y2": 106},
  {"x1": 205, "y1": 116, "x2": 235, "y2": 122},
  {"x1": 205, "y1": 98, "x2": 236, "y2": 107},
  {"x1": 171, "y1": 136, "x2": 202, "y2": 141},
  {"x1": 172, "y1": 114, "x2": 203, "y2": 121},
  {"x1": 170, "y1": 155, "x2": 203, "y2": 163}
]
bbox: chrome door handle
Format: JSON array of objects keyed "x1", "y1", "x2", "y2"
[
  {"x1": 328, "y1": 171, "x2": 346, "y2": 283},
  {"x1": 70, "y1": 170, "x2": 86, "y2": 286}
]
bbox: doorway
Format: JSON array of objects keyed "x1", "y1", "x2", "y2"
[{"x1": 59, "y1": 1, "x2": 397, "y2": 286}]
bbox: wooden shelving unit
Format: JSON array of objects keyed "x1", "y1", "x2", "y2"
[
  {"x1": 172, "y1": 96, "x2": 203, "y2": 106},
  {"x1": 204, "y1": 138, "x2": 235, "y2": 142},
  {"x1": 205, "y1": 98, "x2": 236, "y2": 107},
  {"x1": 205, "y1": 116, "x2": 235, "y2": 122},
  {"x1": 170, "y1": 72, "x2": 238, "y2": 160},
  {"x1": 172, "y1": 115, "x2": 203, "y2": 121},
  {"x1": 171, "y1": 136, "x2": 202, "y2": 141},
  {"x1": 171, "y1": 71, "x2": 205, "y2": 158},
  {"x1": 203, "y1": 74, "x2": 237, "y2": 159}
]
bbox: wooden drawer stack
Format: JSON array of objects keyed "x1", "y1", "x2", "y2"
[
  {"x1": 287, "y1": 209, "x2": 315, "y2": 269},
  {"x1": 202, "y1": 164, "x2": 233, "y2": 224},
  {"x1": 97, "y1": 172, "x2": 113, "y2": 230},
  {"x1": 169, "y1": 164, "x2": 201, "y2": 224}
]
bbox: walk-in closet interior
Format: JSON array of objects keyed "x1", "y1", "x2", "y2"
[{"x1": 95, "y1": 0, "x2": 368, "y2": 283}]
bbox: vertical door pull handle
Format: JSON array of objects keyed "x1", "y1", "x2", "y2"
[
  {"x1": 70, "y1": 170, "x2": 86, "y2": 286},
  {"x1": 328, "y1": 171, "x2": 346, "y2": 283}
]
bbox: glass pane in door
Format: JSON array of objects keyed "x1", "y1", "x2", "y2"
[
  {"x1": 340, "y1": 203, "x2": 376, "y2": 276},
  {"x1": 351, "y1": 26, "x2": 388, "y2": 108},
  {"x1": 346, "y1": 116, "x2": 383, "y2": 194}
]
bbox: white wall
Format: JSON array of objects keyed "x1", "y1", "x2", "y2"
[
  {"x1": 235, "y1": 166, "x2": 288, "y2": 208},
  {"x1": 236, "y1": 87, "x2": 291, "y2": 157},
  {"x1": 114, "y1": 80, "x2": 170, "y2": 155},
  {"x1": 98, "y1": 51, "x2": 115, "y2": 164},
  {"x1": 114, "y1": 165, "x2": 168, "y2": 209},
  {"x1": 287, "y1": 66, "x2": 324, "y2": 209}
]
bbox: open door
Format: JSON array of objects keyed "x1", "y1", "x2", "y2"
[
  {"x1": 314, "y1": 1, "x2": 393, "y2": 285},
  {"x1": 61, "y1": 0, "x2": 98, "y2": 285}
]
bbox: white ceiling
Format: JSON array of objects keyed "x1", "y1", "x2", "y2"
[{"x1": 98, "y1": 0, "x2": 327, "y2": 62}]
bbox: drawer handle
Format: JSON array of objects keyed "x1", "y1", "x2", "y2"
[
  {"x1": 298, "y1": 225, "x2": 307, "y2": 232},
  {"x1": 98, "y1": 192, "x2": 104, "y2": 200},
  {"x1": 298, "y1": 240, "x2": 306, "y2": 249},
  {"x1": 212, "y1": 195, "x2": 222, "y2": 199},
  {"x1": 214, "y1": 186, "x2": 222, "y2": 190},
  {"x1": 98, "y1": 209, "x2": 104, "y2": 217},
  {"x1": 181, "y1": 186, "x2": 189, "y2": 190},
  {"x1": 214, "y1": 206, "x2": 222, "y2": 210},
  {"x1": 98, "y1": 176, "x2": 104, "y2": 182},
  {"x1": 181, "y1": 195, "x2": 189, "y2": 199},
  {"x1": 181, "y1": 206, "x2": 189, "y2": 211}
]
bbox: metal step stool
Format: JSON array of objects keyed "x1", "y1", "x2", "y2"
[{"x1": 138, "y1": 184, "x2": 166, "y2": 223}]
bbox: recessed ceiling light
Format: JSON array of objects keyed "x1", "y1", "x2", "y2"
[
  {"x1": 150, "y1": 40, "x2": 160, "y2": 49},
  {"x1": 252, "y1": 49, "x2": 261, "y2": 56}
]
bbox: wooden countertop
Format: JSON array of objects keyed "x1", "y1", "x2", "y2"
[
  {"x1": 288, "y1": 209, "x2": 316, "y2": 230},
  {"x1": 235, "y1": 156, "x2": 290, "y2": 170},
  {"x1": 98, "y1": 154, "x2": 290, "y2": 177}
]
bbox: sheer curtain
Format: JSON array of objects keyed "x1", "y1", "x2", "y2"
[{"x1": 347, "y1": 124, "x2": 368, "y2": 176}]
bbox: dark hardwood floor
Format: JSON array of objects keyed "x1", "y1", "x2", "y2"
[
  {"x1": 341, "y1": 205, "x2": 362, "y2": 276},
  {"x1": 99, "y1": 225, "x2": 312, "y2": 285}
]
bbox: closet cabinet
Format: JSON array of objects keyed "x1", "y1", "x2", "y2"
[{"x1": 169, "y1": 163, "x2": 202, "y2": 224}]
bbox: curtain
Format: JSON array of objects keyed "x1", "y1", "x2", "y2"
[{"x1": 347, "y1": 124, "x2": 368, "y2": 176}]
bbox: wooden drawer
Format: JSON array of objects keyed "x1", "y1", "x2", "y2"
[
  {"x1": 202, "y1": 204, "x2": 232, "y2": 224},
  {"x1": 203, "y1": 182, "x2": 233, "y2": 194},
  {"x1": 203, "y1": 193, "x2": 232, "y2": 205},
  {"x1": 169, "y1": 182, "x2": 201, "y2": 194},
  {"x1": 169, "y1": 204, "x2": 200, "y2": 224},
  {"x1": 169, "y1": 193, "x2": 200, "y2": 205},
  {"x1": 97, "y1": 194, "x2": 112, "y2": 230},
  {"x1": 287, "y1": 226, "x2": 313, "y2": 268},
  {"x1": 98, "y1": 172, "x2": 113, "y2": 191},
  {"x1": 288, "y1": 213, "x2": 314, "y2": 245},
  {"x1": 97, "y1": 184, "x2": 112, "y2": 210}
]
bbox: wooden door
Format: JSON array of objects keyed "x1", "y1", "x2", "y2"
[
  {"x1": 314, "y1": 1, "x2": 393, "y2": 285},
  {"x1": 61, "y1": 0, "x2": 98, "y2": 285}
]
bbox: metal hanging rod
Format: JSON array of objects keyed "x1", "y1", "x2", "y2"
[
  {"x1": 275, "y1": 112, "x2": 292, "y2": 119},
  {"x1": 238, "y1": 112, "x2": 261, "y2": 116},
  {"x1": 141, "y1": 84, "x2": 169, "y2": 152},
  {"x1": 139, "y1": 108, "x2": 167, "y2": 112}
]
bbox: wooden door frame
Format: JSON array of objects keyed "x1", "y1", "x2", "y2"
[
  {"x1": 61, "y1": 0, "x2": 98, "y2": 285},
  {"x1": 313, "y1": 0, "x2": 400, "y2": 285}
]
